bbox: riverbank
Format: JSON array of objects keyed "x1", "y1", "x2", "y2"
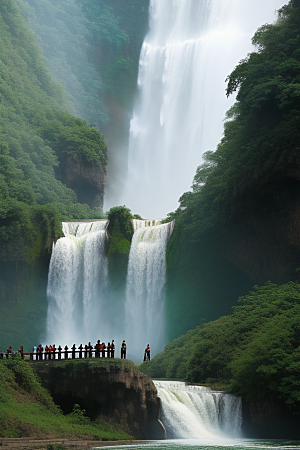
[{"x1": 0, "y1": 438, "x2": 147, "y2": 449}]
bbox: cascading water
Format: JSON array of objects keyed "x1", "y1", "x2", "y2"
[
  {"x1": 154, "y1": 381, "x2": 242, "y2": 439},
  {"x1": 46, "y1": 221, "x2": 109, "y2": 346},
  {"x1": 125, "y1": 220, "x2": 174, "y2": 361},
  {"x1": 116, "y1": 0, "x2": 286, "y2": 218}
]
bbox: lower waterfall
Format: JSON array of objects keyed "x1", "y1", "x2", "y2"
[
  {"x1": 154, "y1": 381, "x2": 242, "y2": 439},
  {"x1": 46, "y1": 220, "x2": 109, "y2": 346},
  {"x1": 125, "y1": 220, "x2": 174, "y2": 361}
]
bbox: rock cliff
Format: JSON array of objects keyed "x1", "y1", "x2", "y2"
[
  {"x1": 220, "y1": 175, "x2": 300, "y2": 285},
  {"x1": 33, "y1": 359, "x2": 163, "y2": 440},
  {"x1": 65, "y1": 155, "x2": 106, "y2": 209},
  {"x1": 242, "y1": 399, "x2": 300, "y2": 439}
]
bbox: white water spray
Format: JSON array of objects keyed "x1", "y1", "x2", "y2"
[
  {"x1": 46, "y1": 221, "x2": 108, "y2": 346},
  {"x1": 154, "y1": 381, "x2": 242, "y2": 439},
  {"x1": 125, "y1": 220, "x2": 174, "y2": 360},
  {"x1": 117, "y1": 0, "x2": 286, "y2": 218}
]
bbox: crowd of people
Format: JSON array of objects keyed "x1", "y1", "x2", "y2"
[{"x1": 0, "y1": 341, "x2": 151, "y2": 362}]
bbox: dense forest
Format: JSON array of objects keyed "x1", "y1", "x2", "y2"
[{"x1": 141, "y1": 0, "x2": 300, "y2": 431}]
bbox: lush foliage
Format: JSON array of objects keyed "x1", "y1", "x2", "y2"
[
  {"x1": 107, "y1": 206, "x2": 134, "y2": 249},
  {"x1": 0, "y1": 0, "x2": 106, "y2": 263},
  {"x1": 0, "y1": 358, "x2": 132, "y2": 439},
  {"x1": 140, "y1": 282, "x2": 300, "y2": 414}
]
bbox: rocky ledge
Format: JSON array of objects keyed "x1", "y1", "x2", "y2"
[{"x1": 33, "y1": 359, "x2": 163, "y2": 440}]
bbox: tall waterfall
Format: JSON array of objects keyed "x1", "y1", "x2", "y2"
[
  {"x1": 125, "y1": 220, "x2": 174, "y2": 360},
  {"x1": 154, "y1": 381, "x2": 242, "y2": 439},
  {"x1": 46, "y1": 221, "x2": 108, "y2": 346},
  {"x1": 116, "y1": 0, "x2": 286, "y2": 218}
]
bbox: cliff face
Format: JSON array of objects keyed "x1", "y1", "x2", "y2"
[
  {"x1": 242, "y1": 399, "x2": 300, "y2": 439},
  {"x1": 220, "y1": 176, "x2": 300, "y2": 285},
  {"x1": 65, "y1": 155, "x2": 106, "y2": 209},
  {"x1": 33, "y1": 359, "x2": 162, "y2": 440}
]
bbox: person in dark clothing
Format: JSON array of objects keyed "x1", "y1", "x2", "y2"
[
  {"x1": 88, "y1": 342, "x2": 93, "y2": 358},
  {"x1": 6, "y1": 346, "x2": 12, "y2": 359},
  {"x1": 107, "y1": 342, "x2": 111, "y2": 358},
  {"x1": 58, "y1": 345, "x2": 62, "y2": 360},
  {"x1": 145, "y1": 344, "x2": 150, "y2": 361},
  {"x1": 101, "y1": 342, "x2": 106, "y2": 358},
  {"x1": 64, "y1": 345, "x2": 69, "y2": 359},
  {"x1": 111, "y1": 340, "x2": 115, "y2": 359},
  {"x1": 95, "y1": 340, "x2": 101, "y2": 358},
  {"x1": 121, "y1": 340, "x2": 126, "y2": 359},
  {"x1": 18, "y1": 345, "x2": 24, "y2": 360},
  {"x1": 71, "y1": 344, "x2": 76, "y2": 359},
  {"x1": 78, "y1": 344, "x2": 83, "y2": 359}
]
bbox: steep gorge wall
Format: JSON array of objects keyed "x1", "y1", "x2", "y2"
[
  {"x1": 165, "y1": 175, "x2": 300, "y2": 342},
  {"x1": 220, "y1": 175, "x2": 300, "y2": 284},
  {"x1": 33, "y1": 360, "x2": 162, "y2": 440}
]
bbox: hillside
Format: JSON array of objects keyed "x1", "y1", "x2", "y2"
[
  {"x1": 0, "y1": 358, "x2": 133, "y2": 441},
  {"x1": 0, "y1": 0, "x2": 107, "y2": 348}
]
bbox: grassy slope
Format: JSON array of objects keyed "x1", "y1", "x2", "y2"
[{"x1": 0, "y1": 358, "x2": 132, "y2": 440}]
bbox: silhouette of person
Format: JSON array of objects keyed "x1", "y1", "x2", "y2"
[
  {"x1": 111, "y1": 340, "x2": 115, "y2": 359},
  {"x1": 145, "y1": 344, "x2": 150, "y2": 361},
  {"x1": 121, "y1": 340, "x2": 126, "y2": 359}
]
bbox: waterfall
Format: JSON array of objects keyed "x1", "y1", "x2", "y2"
[
  {"x1": 154, "y1": 381, "x2": 242, "y2": 439},
  {"x1": 116, "y1": 0, "x2": 286, "y2": 218},
  {"x1": 46, "y1": 220, "x2": 108, "y2": 346},
  {"x1": 125, "y1": 220, "x2": 174, "y2": 361}
]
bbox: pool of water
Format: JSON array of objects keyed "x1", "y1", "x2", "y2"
[{"x1": 92, "y1": 438, "x2": 300, "y2": 450}]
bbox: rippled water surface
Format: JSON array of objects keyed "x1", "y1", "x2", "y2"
[{"x1": 93, "y1": 439, "x2": 300, "y2": 450}]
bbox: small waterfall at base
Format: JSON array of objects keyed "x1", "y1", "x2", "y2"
[
  {"x1": 154, "y1": 381, "x2": 242, "y2": 440},
  {"x1": 125, "y1": 220, "x2": 174, "y2": 361},
  {"x1": 46, "y1": 220, "x2": 108, "y2": 346}
]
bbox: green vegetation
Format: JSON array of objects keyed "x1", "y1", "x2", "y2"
[
  {"x1": 0, "y1": 358, "x2": 133, "y2": 439},
  {"x1": 0, "y1": 0, "x2": 107, "y2": 260},
  {"x1": 140, "y1": 282, "x2": 300, "y2": 414},
  {"x1": 107, "y1": 206, "x2": 134, "y2": 254},
  {"x1": 106, "y1": 206, "x2": 135, "y2": 325}
]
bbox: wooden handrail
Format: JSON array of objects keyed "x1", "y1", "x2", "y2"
[{"x1": 0, "y1": 348, "x2": 116, "y2": 361}]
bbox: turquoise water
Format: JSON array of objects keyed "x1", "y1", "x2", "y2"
[{"x1": 93, "y1": 439, "x2": 300, "y2": 450}]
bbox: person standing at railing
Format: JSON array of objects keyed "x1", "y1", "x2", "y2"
[
  {"x1": 121, "y1": 340, "x2": 126, "y2": 359},
  {"x1": 71, "y1": 344, "x2": 76, "y2": 359},
  {"x1": 64, "y1": 345, "x2": 69, "y2": 359},
  {"x1": 6, "y1": 345, "x2": 12, "y2": 359},
  {"x1": 95, "y1": 340, "x2": 101, "y2": 358},
  {"x1": 101, "y1": 342, "x2": 106, "y2": 358},
  {"x1": 78, "y1": 344, "x2": 83, "y2": 359},
  {"x1": 18, "y1": 345, "x2": 24, "y2": 360},
  {"x1": 111, "y1": 340, "x2": 115, "y2": 359},
  {"x1": 58, "y1": 345, "x2": 62, "y2": 360}
]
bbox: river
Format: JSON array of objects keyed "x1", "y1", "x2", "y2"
[{"x1": 94, "y1": 439, "x2": 300, "y2": 450}]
